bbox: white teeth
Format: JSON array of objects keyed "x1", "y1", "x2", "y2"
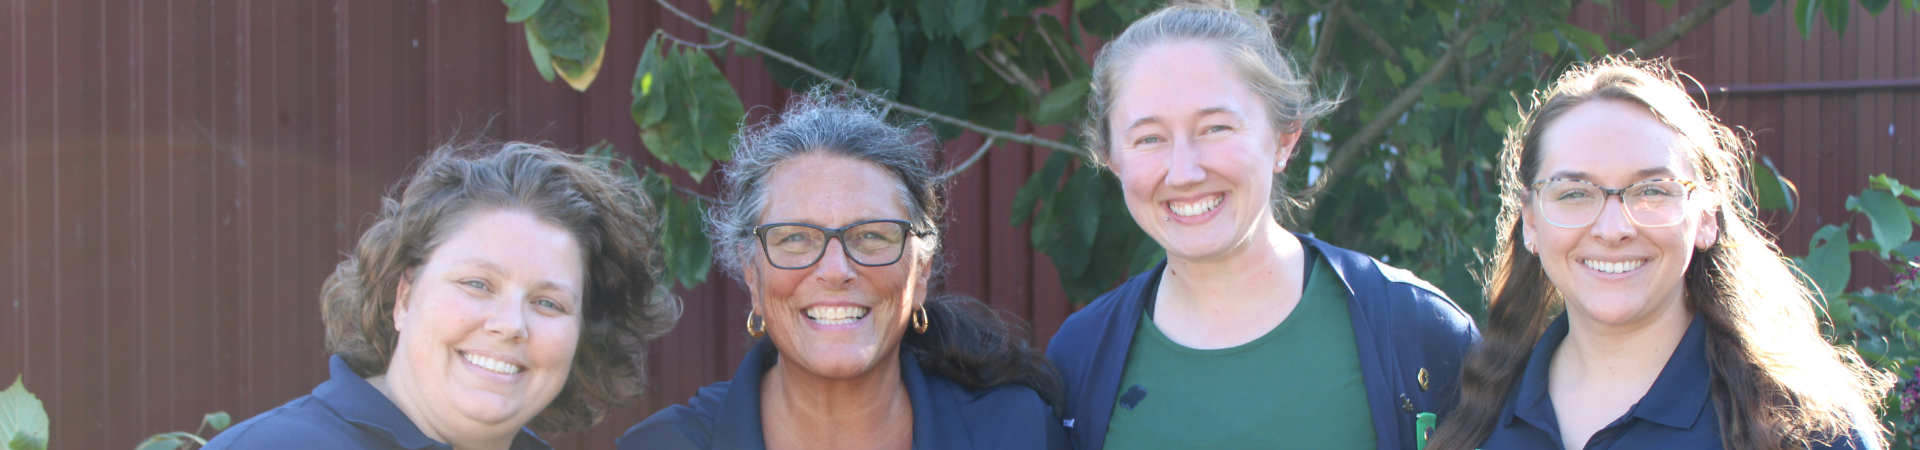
[
  {"x1": 463, "y1": 352, "x2": 522, "y2": 375},
  {"x1": 804, "y1": 306, "x2": 870, "y2": 325},
  {"x1": 1169, "y1": 195, "x2": 1223, "y2": 217},
  {"x1": 1582, "y1": 259, "x2": 1644, "y2": 274}
]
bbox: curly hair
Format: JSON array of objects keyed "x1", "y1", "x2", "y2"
[
  {"x1": 319, "y1": 141, "x2": 682, "y2": 433},
  {"x1": 1428, "y1": 57, "x2": 1891, "y2": 450},
  {"x1": 707, "y1": 89, "x2": 1065, "y2": 410}
]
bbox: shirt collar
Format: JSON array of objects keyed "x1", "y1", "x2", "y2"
[
  {"x1": 1500, "y1": 313, "x2": 1713, "y2": 432},
  {"x1": 713, "y1": 340, "x2": 951, "y2": 450},
  {"x1": 313, "y1": 355, "x2": 553, "y2": 450}
]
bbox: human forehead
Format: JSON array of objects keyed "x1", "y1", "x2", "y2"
[
  {"x1": 1109, "y1": 41, "x2": 1269, "y2": 128},
  {"x1": 758, "y1": 152, "x2": 911, "y2": 226},
  {"x1": 1535, "y1": 99, "x2": 1697, "y2": 185},
  {"x1": 425, "y1": 210, "x2": 585, "y2": 292}
]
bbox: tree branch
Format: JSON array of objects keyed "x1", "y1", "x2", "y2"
[
  {"x1": 1331, "y1": 1, "x2": 1403, "y2": 64},
  {"x1": 1629, "y1": 0, "x2": 1738, "y2": 57},
  {"x1": 1300, "y1": 4, "x2": 1496, "y2": 224},
  {"x1": 655, "y1": 30, "x2": 729, "y2": 50},
  {"x1": 936, "y1": 136, "x2": 999, "y2": 182},
  {"x1": 674, "y1": 184, "x2": 721, "y2": 205},
  {"x1": 976, "y1": 48, "x2": 1046, "y2": 99},
  {"x1": 650, "y1": 0, "x2": 1089, "y2": 160},
  {"x1": 1308, "y1": 4, "x2": 1342, "y2": 74}
]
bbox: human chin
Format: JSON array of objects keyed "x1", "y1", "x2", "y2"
[
  {"x1": 782, "y1": 328, "x2": 891, "y2": 378},
  {"x1": 443, "y1": 352, "x2": 539, "y2": 424}
]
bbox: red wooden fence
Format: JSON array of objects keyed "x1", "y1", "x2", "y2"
[{"x1": 0, "y1": 1, "x2": 1911, "y2": 449}]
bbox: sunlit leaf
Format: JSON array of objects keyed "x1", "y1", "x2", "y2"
[
  {"x1": 204, "y1": 412, "x2": 231, "y2": 432},
  {"x1": 0, "y1": 377, "x2": 47, "y2": 450},
  {"x1": 531, "y1": 0, "x2": 610, "y2": 91},
  {"x1": 1529, "y1": 31, "x2": 1560, "y2": 55},
  {"x1": 1795, "y1": 0, "x2": 1821, "y2": 37},
  {"x1": 523, "y1": 24, "x2": 556, "y2": 82},
  {"x1": 1750, "y1": 155, "x2": 1796, "y2": 212}
]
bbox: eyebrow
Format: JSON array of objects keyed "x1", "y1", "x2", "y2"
[
  {"x1": 1543, "y1": 167, "x2": 1678, "y2": 181},
  {"x1": 1122, "y1": 107, "x2": 1242, "y2": 132},
  {"x1": 454, "y1": 258, "x2": 581, "y2": 300}
]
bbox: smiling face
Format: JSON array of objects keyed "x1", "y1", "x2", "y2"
[
  {"x1": 746, "y1": 152, "x2": 929, "y2": 379},
  {"x1": 1522, "y1": 99, "x2": 1719, "y2": 329},
  {"x1": 386, "y1": 209, "x2": 584, "y2": 439},
  {"x1": 1105, "y1": 41, "x2": 1301, "y2": 264}
]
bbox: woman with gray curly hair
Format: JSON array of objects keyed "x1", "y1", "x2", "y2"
[
  {"x1": 620, "y1": 91, "x2": 1067, "y2": 450},
  {"x1": 206, "y1": 142, "x2": 681, "y2": 450}
]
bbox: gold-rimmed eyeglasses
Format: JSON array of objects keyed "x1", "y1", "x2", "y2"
[{"x1": 1528, "y1": 178, "x2": 1706, "y2": 228}]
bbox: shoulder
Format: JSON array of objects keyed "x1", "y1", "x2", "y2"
[
  {"x1": 926, "y1": 378, "x2": 1068, "y2": 450},
  {"x1": 1315, "y1": 241, "x2": 1477, "y2": 338},
  {"x1": 203, "y1": 396, "x2": 373, "y2": 449},
  {"x1": 1047, "y1": 264, "x2": 1154, "y2": 357},
  {"x1": 618, "y1": 381, "x2": 732, "y2": 450}
]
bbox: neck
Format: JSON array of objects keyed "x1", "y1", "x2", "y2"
[
  {"x1": 1552, "y1": 300, "x2": 1694, "y2": 392},
  {"x1": 364, "y1": 373, "x2": 518, "y2": 450},
  {"x1": 1159, "y1": 222, "x2": 1303, "y2": 310},
  {"x1": 760, "y1": 353, "x2": 915, "y2": 450}
]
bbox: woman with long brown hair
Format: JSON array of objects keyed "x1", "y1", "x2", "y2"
[{"x1": 1427, "y1": 58, "x2": 1891, "y2": 450}]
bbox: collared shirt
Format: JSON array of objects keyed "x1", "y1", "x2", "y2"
[
  {"x1": 619, "y1": 339, "x2": 1069, "y2": 450},
  {"x1": 1482, "y1": 314, "x2": 1870, "y2": 450},
  {"x1": 204, "y1": 355, "x2": 552, "y2": 450}
]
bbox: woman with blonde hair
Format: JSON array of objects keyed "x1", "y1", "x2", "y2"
[
  {"x1": 1427, "y1": 58, "x2": 1891, "y2": 450},
  {"x1": 1046, "y1": 1, "x2": 1478, "y2": 449}
]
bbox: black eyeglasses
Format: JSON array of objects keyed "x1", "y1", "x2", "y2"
[{"x1": 749, "y1": 220, "x2": 929, "y2": 270}]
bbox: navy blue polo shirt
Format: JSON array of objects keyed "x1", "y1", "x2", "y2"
[
  {"x1": 1482, "y1": 314, "x2": 1871, "y2": 450},
  {"x1": 204, "y1": 355, "x2": 552, "y2": 450}
]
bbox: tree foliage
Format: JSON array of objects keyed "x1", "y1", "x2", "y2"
[{"x1": 507, "y1": 0, "x2": 1915, "y2": 303}]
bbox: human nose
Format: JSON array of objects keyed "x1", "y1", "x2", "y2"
[
  {"x1": 811, "y1": 238, "x2": 857, "y2": 288},
  {"x1": 1588, "y1": 194, "x2": 1638, "y2": 243},
  {"x1": 483, "y1": 293, "x2": 529, "y2": 341},
  {"x1": 1164, "y1": 137, "x2": 1205, "y2": 188}
]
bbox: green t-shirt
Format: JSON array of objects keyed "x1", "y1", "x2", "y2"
[{"x1": 1103, "y1": 252, "x2": 1376, "y2": 449}]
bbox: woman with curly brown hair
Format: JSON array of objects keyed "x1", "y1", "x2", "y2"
[
  {"x1": 206, "y1": 142, "x2": 681, "y2": 450},
  {"x1": 1426, "y1": 58, "x2": 1891, "y2": 450}
]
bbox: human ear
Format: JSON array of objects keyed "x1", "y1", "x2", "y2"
[
  {"x1": 1520, "y1": 205, "x2": 1539, "y2": 254},
  {"x1": 1694, "y1": 209, "x2": 1721, "y2": 250},
  {"x1": 393, "y1": 269, "x2": 415, "y2": 332},
  {"x1": 1275, "y1": 128, "x2": 1304, "y2": 173}
]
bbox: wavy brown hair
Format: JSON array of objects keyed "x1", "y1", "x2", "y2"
[
  {"x1": 1427, "y1": 58, "x2": 1892, "y2": 450},
  {"x1": 320, "y1": 142, "x2": 682, "y2": 433}
]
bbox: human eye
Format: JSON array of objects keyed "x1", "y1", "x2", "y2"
[
  {"x1": 534, "y1": 298, "x2": 566, "y2": 313},
  {"x1": 1205, "y1": 124, "x2": 1232, "y2": 134},
  {"x1": 1633, "y1": 183, "x2": 1682, "y2": 197},
  {"x1": 1134, "y1": 135, "x2": 1162, "y2": 146},
  {"x1": 461, "y1": 279, "x2": 490, "y2": 292}
]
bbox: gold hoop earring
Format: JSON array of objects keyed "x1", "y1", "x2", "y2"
[
  {"x1": 912, "y1": 306, "x2": 930, "y2": 334},
  {"x1": 746, "y1": 311, "x2": 766, "y2": 338}
]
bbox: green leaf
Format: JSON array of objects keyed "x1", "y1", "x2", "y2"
[
  {"x1": 524, "y1": 25, "x2": 557, "y2": 82},
  {"x1": 531, "y1": 0, "x2": 611, "y2": 91},
  {"x1": 1795, "y1": 0, "x2": 1820, "y2": 38},
  {"x1": 902, "y1": 39, "x2": 971, "y2": 138},
  {"x1": 1012, "y1": 152, "x2": 1071, "y2": 226},
  {"x1": 1852, "y1": 189, "x2": 1913, "y2": 253},
  {"x1": 0, "y1": 377, "x2": 47, "y2": 450},
  {"x1": 1822, "y1": 0, "x2": 1850, "y2": 34},
  {"x1": 1062, "y1": 168, "x2": 1105, "y2": 248},
  {"x1": 684, "y1": 47, "x2": 747, "y2": 165},
  {"x1": 1750, "y1": 0, "x2": 1778, "y2": 14},
  {"x1": 1862, "y1": 0, "x2": 1892, "y2": 13},
  {"x1": 1795, "y1": 224, "x2": 1853, "y2": 304},
  {"x1": 1529, "y1": 31, "x2": 1560, "y2": 56},
  {"x1": 854, "y1": 12, "x2": 902, "y2": 94},
  {"x1": 632, "y1": 35, "x2": 670, "y2": 128},
  {"x1": 808, "y1": 0, "x2": 858, "y2": 77},
  {"x1": 204, "y1": 412, "x2": 231, "y2": 432},
  {"x1": 1750, "y1": 155, "x2": 1796, "y2": 212},
  {"x1": 504, "y1": 0, "x2": 548, "y2": 22},
  {"x1": 1032, "y1": 78, "x2": 1091, "y2": 126},
  {"x1": 1561, "y1": 25, "x2": 1608, "y2": 56},
  {"x1": 132, "y1": 436, "x2": 183, "y2": 450},
  {"x1": 7, "y1": 434, "x2": 44, "y2": 450},
  {"x1": 1383, "y1": 63, "x2": 1408, "y2": 85}
]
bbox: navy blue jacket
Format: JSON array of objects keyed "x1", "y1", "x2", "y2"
[
  {"x1": 620, "y1": 339, "x2": 1070, "y2": 449},
  {"x1": 1046, "y1": 234, "x2": 1480, "y2": 450},
  {"x1": 204, "y1": 355, "x2": 551, "y2": 450},
  {"x1": 1484, "y1": 314, "x2": 1874, "y2": 450}
]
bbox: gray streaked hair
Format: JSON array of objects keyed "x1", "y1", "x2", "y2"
[
  {"x1": 708, "y1": 89, "x2": 946, "y2": 283},
  {"x1": 1083, "y1": 0, "x2": 1343, "y2": 218}
]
